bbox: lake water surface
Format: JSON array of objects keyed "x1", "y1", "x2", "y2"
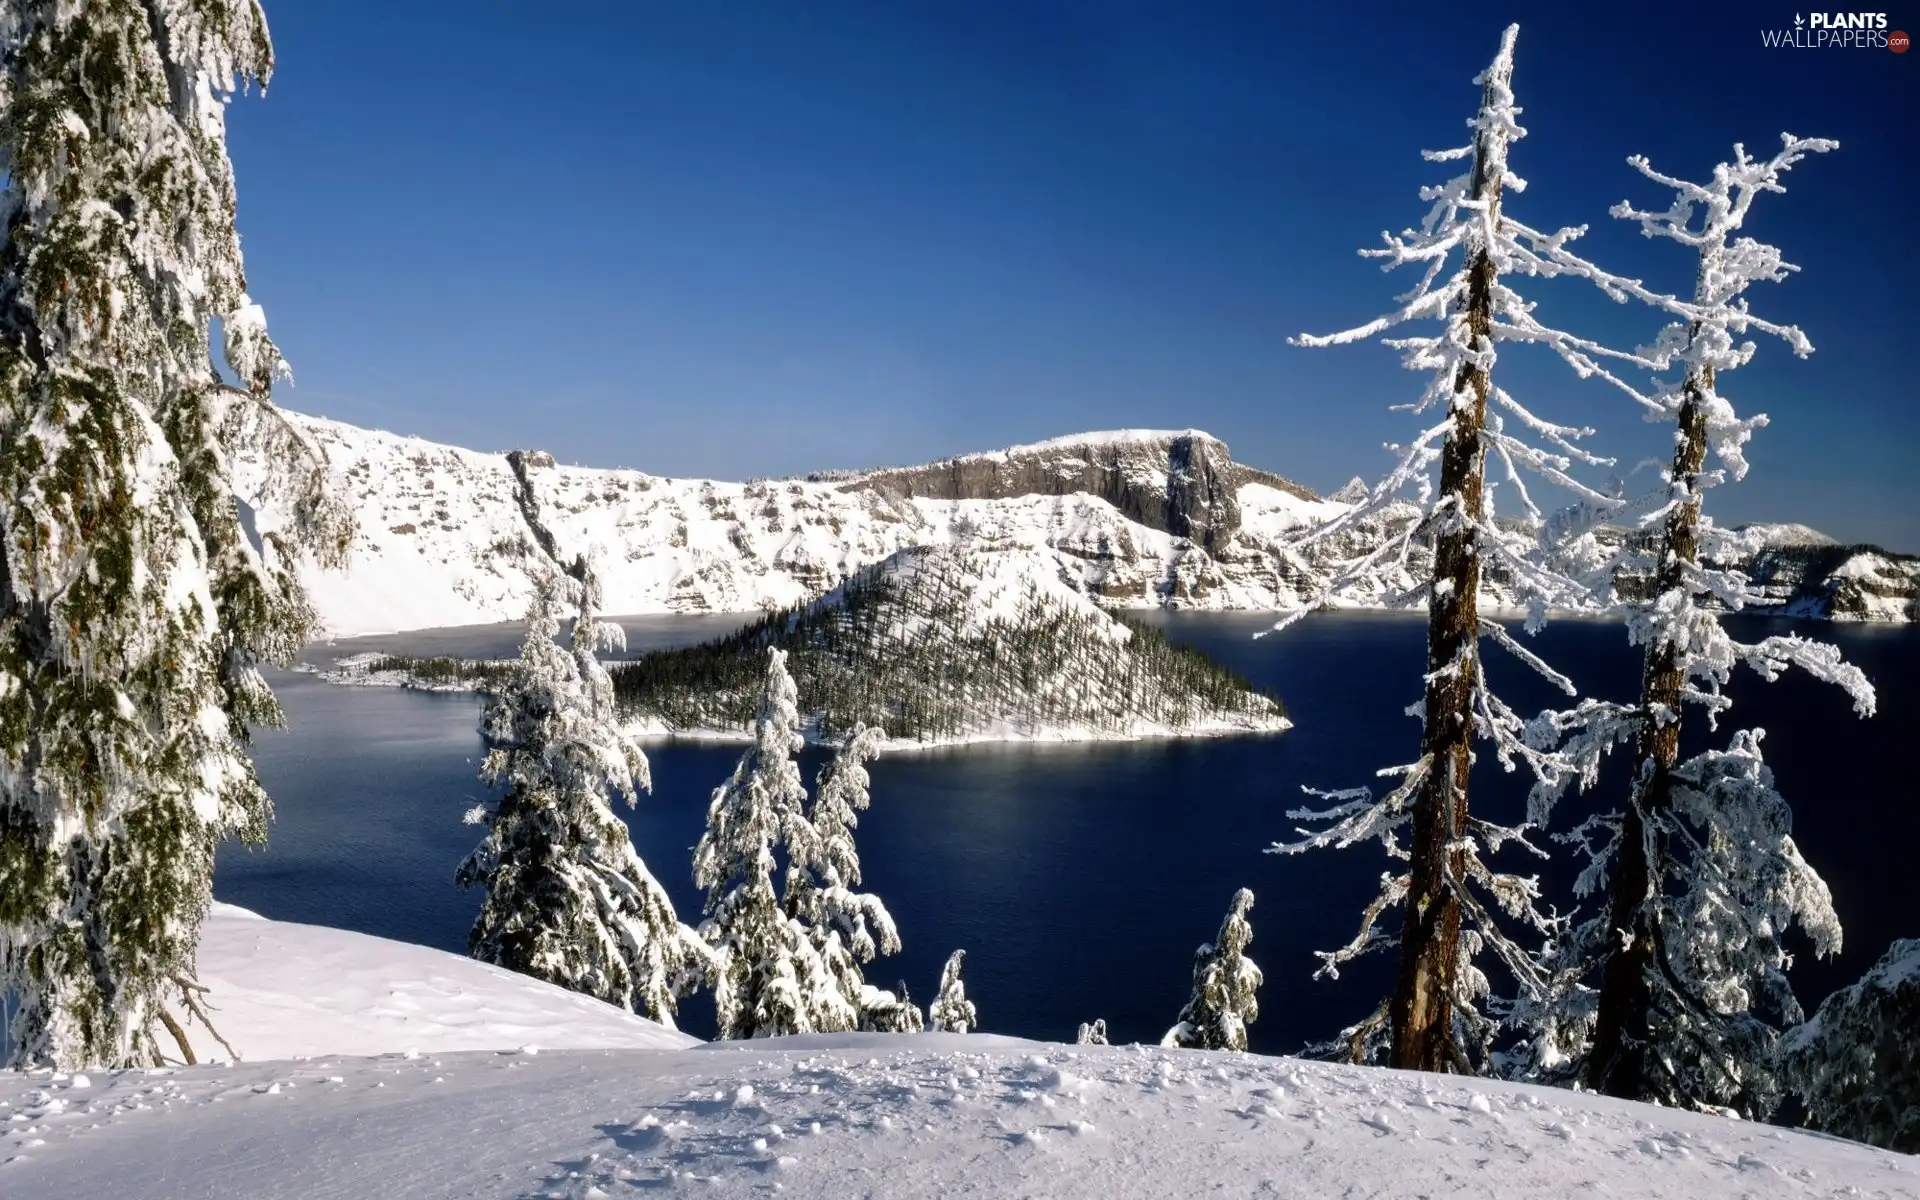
[{"x1": 218, "y1": 611, "x2": 1919, "y2": 1054}]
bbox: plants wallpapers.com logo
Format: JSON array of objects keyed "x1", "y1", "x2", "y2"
[{"x1": 1762, "y1": 11, "x2": 1910, "y2": 48}]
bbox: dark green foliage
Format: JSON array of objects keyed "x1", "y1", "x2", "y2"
[
  {"x1": 0, "y1": 2, "x2": 345, "y2": 1068},
  {"x1": 606, "y1": 550, "x2": 1284, "y2": 744},
  {"x1": 358, "y1": 655, "x2": 516, "y2": 691},
  {"x1": 1784, "y1": 939, "x2": 1920, "y2": 1154}
]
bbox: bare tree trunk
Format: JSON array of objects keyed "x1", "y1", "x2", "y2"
[
  {"x1": 1389, "y1": 51, "x2": 1511, "y2": 1074},
  {"x1": 1587, "y1": 361, "x2": 1714, "y2": 1099}
]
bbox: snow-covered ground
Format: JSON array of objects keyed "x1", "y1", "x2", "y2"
[
  {"x1": 2, "y1": 908, "x2": 1913, "y2": 1197},
  {"x1": 184, "y1": 903, "x2": 695, "y2": 1062}
]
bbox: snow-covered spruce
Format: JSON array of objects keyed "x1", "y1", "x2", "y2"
[
  {"x1": 694, "y1": 649, "x2": 853, "y2": 1038},
  {"x1": 1162, "y1": 888, "x2": 1262, "y2": 1052},
  {"x1": 457, "y1": 563, "x2": 708, "y2": 1028},
  {"x1": 611, "y1": 543, "x2": 1287, "y2": 746},
  {"x1": 1784, "y1": 938, "x2": 1920, "y2": 1154},
  {"x1": 858, "y1": 979, "x2": 926, "y2": 1034},
  {"x1": 1518, "y1": 136, "x2": 1876, "y2": 1116},
  {"x1": 1271, "y1": 23, "x2": 1659, "y2": 1073},
  {"x1": 1537, "y1": 733, "x2": 1840, "y2": 1114},
  {"x1": 928, "y1": 950, "x2": 979, "y2": 1034},
  {"x1": 782, "y1": 723, "x2": 919, "y2": 1032},
  {"x1": 1077, "y1": 1019, "x2": 1110, "y2": 1046},
  {"x1": 0, "y1": 1, "x2": 347, "y2": 1068}
]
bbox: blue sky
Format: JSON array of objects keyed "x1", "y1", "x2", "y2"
[{"x1": 230, "y1": 1, "x2": 1917, "y2": 549}]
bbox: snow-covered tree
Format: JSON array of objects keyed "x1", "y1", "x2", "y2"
[
  {"x1": 1783, "y1": 939, "x2": 1920, "y2": 1154},
  {"x1": 1077, "y1": 1019, "x2": 1109, "y2": 1046},
  {"x1": 457, "y1": 560, "x2": 708, "y2": 1029},
  {"x1": 694, "y1": 648, "x2": 849, "y2": 1038},
  {"x1": 1271, "y1": 24, "x2": 1660, "y2": 1073},
  {"x1": 1516, "y1": 136, "x2": 1876, "y2": 1115},
  {"x1": 783, "y1": 722, "x2": 907, "y2": 1032},
  {"x1": 928, "y1": 949, "x2": 977, "y2": 1034},
  {"x1": 857, "y1": 980, "x2": 925, "y2": 1034},
  {"x1": 0, "y1": 1, "x2": 348, "y2": 1068},
  {"x1": 1163, "y1": 889, "x2": 1262, "y2": 1052}
]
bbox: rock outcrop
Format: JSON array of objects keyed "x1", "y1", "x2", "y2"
[{"x1": 849, "y1": 431, "x2": 1312, "y2": 553}]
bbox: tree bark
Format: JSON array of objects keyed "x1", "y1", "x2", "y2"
[
  {"x1": 1586, "y1": 361, "x2": 1714, "y2": 1100},
  {"x1": 1389, "y1": 51, "x2": 1511, "y2": 1074}
]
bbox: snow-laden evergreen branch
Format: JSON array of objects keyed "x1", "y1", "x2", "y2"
[
  {"x1": 0, "y1": 0, "x2": 347, "y2": 1068},
  {"x1": 928, "y1": 950, "x2": 978, "y2": 1034},
  {"x1": 1782, "y1": 938, "x2": 1920, "y2": 1153}
]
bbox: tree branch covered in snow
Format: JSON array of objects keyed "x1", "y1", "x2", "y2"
[
  {"x1": 1783, "y1": 938, "x2": 1920, "y2": 1154},
  {"x1": 1270, "y1": 25, "x2": 1650, "y2": 1073},
  {"x1": 928, "y1": 949, "x2": 978, "y2": 1035},
  {"x1": 1513, "y1": 135, "x2": 1875, "y2": 1118}
]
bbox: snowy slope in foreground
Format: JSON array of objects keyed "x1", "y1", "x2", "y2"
[
  {"x1": 5, "y1": 1035, "x2": 1914, "y2": 1198},
  {"x1": 184, "y1": 903, "x2": 695, "y2": 1062}
]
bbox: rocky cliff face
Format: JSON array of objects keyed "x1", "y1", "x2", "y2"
[
  {"x1": 237, "y1": 413, "x2": 1916, "y2": 637},
  {"x1": 849, "y1": 431, "x2": 1311, "y2": 553}
]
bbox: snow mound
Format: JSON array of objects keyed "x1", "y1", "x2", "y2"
[
  {"x1": 2, "y1": 1036, "x2": 1911, "y2": 1197},
  {"x1": 187, "y1": 903, "x2": 695, "y2": 1062}
]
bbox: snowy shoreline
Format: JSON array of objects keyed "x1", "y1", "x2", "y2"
[
  {"x1": 296, "y1": 656, "x2": 1292, "y2": 748},
  {"x1": 618, "y1": 713, "x2": 1293, "y2": 753}
]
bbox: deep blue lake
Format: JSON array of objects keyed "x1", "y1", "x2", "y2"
[{"x1": 218, "y1": 611, "x2": 1919, "y2": 1055}]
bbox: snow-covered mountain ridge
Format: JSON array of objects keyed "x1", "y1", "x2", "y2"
[{"x1": 241, "y1": 413, "x2": 1916, "y2": 637}]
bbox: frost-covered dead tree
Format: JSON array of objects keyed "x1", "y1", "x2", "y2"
[
  {"x1": 458, "y1": 561, "x2": 708, "y2": 1029},
  {"x1": 782, "y1": 723, "x2": 914, "y2": 1032},
  {"x1": 1162, "y1": 888, "x2": 1262, "y2": 1052},
  {"x1": 1271, "y1": 24, "x2": 1658, "y2": 1073},
  {"x1": 1520, "y1": 136, "x2": 1877, "y2": 1115},
  {"x1": 1783, "y1": 939, "x2": 1920, "y2": 1154},
  {"x1": 0, "y1": 1, "x2": 349, "y2": 1068},
  {"x1": 928, "y1": 949, "x2": 977, "y2": 1034},
  {"x1": 695, "y1": 649, "x2": 849, "y2": 1038}
]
